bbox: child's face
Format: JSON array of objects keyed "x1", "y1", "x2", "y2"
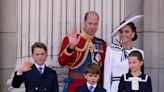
[
  {"x1": 84, "y1": 73, "x2": 100, "y2": 85},
  {"x1": 128, "y1": 56, "x2": 143, "y2": 73},
  {"x1": 32, "y1": 48, "x2": 47, "y2": 66}
]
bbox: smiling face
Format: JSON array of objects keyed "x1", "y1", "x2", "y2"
[
  {"x1": 32, "y1": 48, "x2": 47, "y2": 66},
  {"x1": 84, "y1": 73, "x2": 100, "y2": 85},
  {"x1": 83, "y1": 13, "x2": 99, "y2": 36},
  {"x1": 119, "y1": 25, "x2": 135, "y2": 44},
  {"x1": 128, "y1": 56, "x2": 143, "y2": 73}
]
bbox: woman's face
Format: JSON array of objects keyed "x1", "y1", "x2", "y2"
[{"x1": 119, "y1": 25, "x2": 135, "y2": 44}]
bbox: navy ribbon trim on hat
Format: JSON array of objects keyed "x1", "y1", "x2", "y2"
[{"x1": 111, "y1": 39, "x2": 129, "y2": 62}]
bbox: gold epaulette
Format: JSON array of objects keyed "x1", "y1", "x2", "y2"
[{"x1": 75, "y1": 30, "x2": 94, "y2": 52}]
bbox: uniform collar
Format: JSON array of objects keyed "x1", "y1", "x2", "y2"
[{"x1": 80, "y1": 30, "x2": 94, "y2": 40}]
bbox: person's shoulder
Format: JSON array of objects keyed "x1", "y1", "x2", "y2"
[
  {"x1": 122, "y1": 72, "x2": 131, "y2": 79},
  {"x1": 96, "y1": 86, "x2": 107, "y2": 92},
  {"x1": 95, "y1": 37, "x2": 106, "y2": 43},
  {"x1": 62, "y1": 35, "x2": 69, "y2": 40},
  {"x1": 46, "y1": 67, "x2": 57, "y2": 74},
  {"x1": 76, "y1": 85, "x2": 85, "y2": 89},
  {"x1": 75, "y1": 85, "x2": 85, "y2": 92},
  {"x1": 106, "y1": 45, "x2": 121, "y2": 53},
  {"x1": 106, "y1": 46, "x2": 113, "y2": 51},
  {"x1": 140, "y1": 73, "x2": 151, "y2": 80},
  {"x1": 132, "y1": 47, "x2": 143, "y2": 52}
]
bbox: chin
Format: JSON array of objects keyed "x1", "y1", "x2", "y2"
[
  {"x1": 37, "y1": 62, "x2": 44, "y2": 65},
  {"x1": 131, "y1": 70, "x2": 136, "y2": 72},
  {"x1": 90, "y1": 82, "x2": 97, "y2": 85}
]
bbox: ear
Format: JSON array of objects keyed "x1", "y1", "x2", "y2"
[
  {"x1": 84, "y1": 73, "x2": 87, "y2": 79},
  {"x1": 140, "y1": 60, "x2": 144, "y2": 66},
  {"x1": 132, "y1": 32, "x2": 135, "y2": 38},
  {"x1": 83, "y1": 20, "x2": 86, "y2": 25},
  {"x1": 32, "y1": 54, "x2": 34, "y2": 58},
  {"x1": 45, "y1": 53, "x2": 48, "y2": 57},
  {"x1": 97, "y1": 74, "x2": 100, "y2": 79}
]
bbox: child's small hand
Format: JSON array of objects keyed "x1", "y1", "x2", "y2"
[{"x1": 18, "y1": 61, "x2": 32, "y2": 73}]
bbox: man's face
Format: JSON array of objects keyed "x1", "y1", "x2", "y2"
[
  {"x1": 84, "y1": 73, "x2": 100, "y2": 85},
  {"x1": 83, "y1": 14, "x2": 99, "y2": 36},
  {"x1": 32, "y1": 48, "x2": 47, "y2": 66}
]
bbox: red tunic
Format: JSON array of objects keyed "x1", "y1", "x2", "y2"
[{"x1": 58, "y1": 31, "x2": 107, "y2": 92}]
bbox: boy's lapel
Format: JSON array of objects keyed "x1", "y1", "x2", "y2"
[
  {"x1": 32, "y1": 64, "x2": 42, "y2": 79},
  {"x1": 85, "y1": 84, "x2": 90, "y2": 92},
  {"x1": 93, "y1": 85, "x2": 100, "y2": 92}
]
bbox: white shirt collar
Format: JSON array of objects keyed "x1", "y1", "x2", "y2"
[
  {"x1": 86, "y1": 82, "x2": 97, "y2": 91},
  {"x1": 34, "y1": 63, "x2": 45, "y2": 72}
]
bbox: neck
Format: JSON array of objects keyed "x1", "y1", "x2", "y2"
[
  {"x1": 35, "y1": 63, "x2": 44, "y2": 67},
  {"x1": 81, "y1": 30, "x2": 94, "y2": 40},
  {"x1": 122, "y1": 42, "x2": 132, "y2": 49},
  {"x1": 131, "y1": 71, "x2": 141, "y2": 77}
]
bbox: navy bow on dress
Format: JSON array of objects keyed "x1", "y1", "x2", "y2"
[{"x1": 111, "y1": 39, "x2": 129, "y2": 62}]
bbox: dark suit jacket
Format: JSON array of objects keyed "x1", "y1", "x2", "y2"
[
  {"x1": 12, "y1": 64, "x2": 59, "y2": 92},
  {"x1": 75, "y1": 84, "x2": 106, "y2": 92}
]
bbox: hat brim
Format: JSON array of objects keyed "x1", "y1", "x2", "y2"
[{"x1": 112, "y1": 15, "x2": 143, "y2": 36}]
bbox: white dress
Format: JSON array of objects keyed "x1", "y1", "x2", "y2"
[{"x1": 103, "y1": 45, "x2": 144, "y2": 92}]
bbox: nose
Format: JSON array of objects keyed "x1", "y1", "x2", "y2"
[
  {"x1": 91, "y1": 76, "x2": 95, "y2": 80},
  {"x1": 121, "y1": 31, "x2": 126, "y2": 36},
  {"x1": 38, "y1": 54, "x2": 43, "y2": 58},
  {"x1": 90, "y1": 24, "x2": 95, "y2": 29}
]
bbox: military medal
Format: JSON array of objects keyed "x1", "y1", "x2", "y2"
[{"x1": 95, "y1": 53, "x2": 101, "y2": 62}]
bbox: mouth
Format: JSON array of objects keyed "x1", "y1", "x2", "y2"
[{"x1": 121, "y1": 37, "x2": 127, "y2": 40}]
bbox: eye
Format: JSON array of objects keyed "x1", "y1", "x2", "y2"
[
  {"x1": 89, "y1": 22, "x2": 92, "y2": 25},
  {"x1": 94, "y1": 74, "x2": 99, "y2": 77},
  {"x1": 94, "y1": 23, "x2": 98, "y2": 26},
  {"x1": 35, "y1": 53, "x2": 39, "y2": 56},
  {"x1": 132, "y1": 61, "x2": 136, "y2": 64},
  {"x1": 89, "y1": 74, "x2": 92, "y2": 77},
  {"x1": 41, "y1": 53, "x2": 45, "y2": 55},
  {"x1": 125, "y1": 30, "x2": 130, "y2": 33}
]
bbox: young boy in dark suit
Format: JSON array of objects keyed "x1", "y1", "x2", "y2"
[
  {"x1": 75, "y1": 63, "x2": 106, "y2": 92},
  {"x1": 12, "y1": 42, "x2": 59, "y2": 92}
]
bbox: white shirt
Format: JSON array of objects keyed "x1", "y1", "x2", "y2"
[
  {"x1": 34, "y1": 63, "x2": 45, "y2": 74},
  {"x1": 86, "y1": 82, "x2": 97, "y2": 92}
]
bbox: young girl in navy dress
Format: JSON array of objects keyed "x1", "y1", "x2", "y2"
[{"x1": 118, "y1": 51, "x2": 152, "y2": 92}]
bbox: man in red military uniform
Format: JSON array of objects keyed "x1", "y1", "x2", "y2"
[{"x1": 58, "y1": 11, "x2": 107, "y2": 92}]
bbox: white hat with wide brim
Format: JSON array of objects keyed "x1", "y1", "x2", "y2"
[{"x1": 112, "y1": 15, "x2": 143, "y2": 36}]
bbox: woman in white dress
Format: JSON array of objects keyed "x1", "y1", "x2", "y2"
[{"x1": 103, "y1": 15, "x2": 144, "y2": 92}]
